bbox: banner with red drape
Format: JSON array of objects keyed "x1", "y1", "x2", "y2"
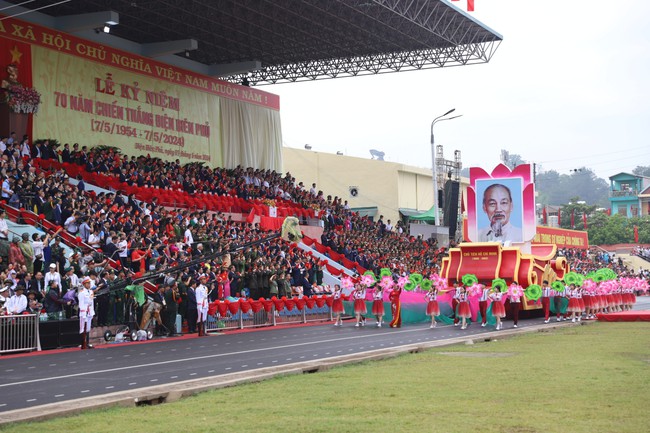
[{"x1": 0, "y1": 38, "x2": 33, "y2": 139}]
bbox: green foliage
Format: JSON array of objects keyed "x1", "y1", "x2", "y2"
[
  {"x1": 536, "y1": 168, "x2": 609, "y2": 207},
  {"x1": 557, "y1": 200, "x2": 597, "y2": 230},
  {"x1": 587, "y1": 213, "x2": 650, "y2": 245},
  {"x1": 632, "y1": 165, "x2": 650, "y2": 177}
]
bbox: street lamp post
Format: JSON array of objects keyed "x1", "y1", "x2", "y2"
[{"x1": 430, "y1": 109, "x2": 462, "y2": 226}]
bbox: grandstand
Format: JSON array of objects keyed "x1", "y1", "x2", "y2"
[{"x1": 0, "y1": 0, "x2": 502, "y2": 349}]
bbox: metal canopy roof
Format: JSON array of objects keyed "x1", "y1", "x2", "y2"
[{"x1": 2, "y1": 0, "x2": 502, "y2": 85}]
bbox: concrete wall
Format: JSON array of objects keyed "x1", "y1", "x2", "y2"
[{"x1": 283, "y1": 147, "x2": 436, "y2": 223}]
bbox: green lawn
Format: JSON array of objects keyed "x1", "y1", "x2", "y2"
[{"x1": 3, "y1": 322, "x2": 649, "y2": 433}]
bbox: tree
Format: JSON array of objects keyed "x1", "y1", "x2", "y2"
[
  {"x1": 586, "y1": 213, "x2": 650, "y2": 245},
  {"x1": 558, "y1": 199, "x2": 596, "y2": 230},
  {"x1": 632, "y1": 166, "x2": 650, "y2": 177},
  {"x1": 536, "y1": 168, "x2": 608, "y2": 207},
  {"x1": 500, "y1": 149, "x2": 526, "y2": 170}
]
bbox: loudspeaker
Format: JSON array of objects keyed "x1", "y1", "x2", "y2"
[
  {"x1": 438, "y1": 189, "x2": 444, "y2": 210},
  {"x1": 443, "y1": 181, "x2": 460, "y2": 238}
]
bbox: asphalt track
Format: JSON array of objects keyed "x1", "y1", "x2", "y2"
[{"x1": 1, "y1": 297, "x2": 648, "y2": 424}]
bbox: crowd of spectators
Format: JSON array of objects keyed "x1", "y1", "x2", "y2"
[
  {"x1": 0, "y1": 137, "x2": 332, "y2": 333},
  {"x1": 53, "y1": 144, "x2": 448, "y2": 276}
]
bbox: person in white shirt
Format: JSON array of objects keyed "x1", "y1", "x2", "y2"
[
  {"x1": 184, "y1": 226, "x2": 194, "y2": 247},
  {"x1": 20, "y1": 139, "x2": 31, "y2": 158},
  {"x1": 4, "y1": 284, "x2": 27, "y2": 315},
  {"x1": 0, "y1": 209, "x2": 8, "y2": 240},
  {"x1": 117, "y1": 234, "x2": 129, "y2": 269},
  {"x1": 196, "y1": 274, "x2": 209, "y2": 336},
  {"x1": 78, "y1": 277, "x2": 95, "y2": 349},
  {"x1": 44, "y1": 263, "x2": 62, "y2": 289}
]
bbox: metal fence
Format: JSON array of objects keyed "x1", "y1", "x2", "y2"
[
  {"x1": 205, "y1": 304, "x2": 333, "y2": 333},
  {"x1": 0, "y1": 314, "x2": 41, "y2": 354}
]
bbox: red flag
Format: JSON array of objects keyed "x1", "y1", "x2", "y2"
[
  {"x1": 557, "y1": 209, "x2": 561, "y2": 226},
  {"x1": 606, "y1": 208, "x2": 611, "y2": 216},
  {"x1": 245, "y1": 208, "x2": 255, "y2": 224},
  {"x1": 542, "y1": 206, "x2": 547, "y2": 225},
  {"x1": 634, "y1": 225, "x2": 639, "y2": 243},
  {"x1": 467, "y1": 0, "x2": 475, "y2": 11},
  {"x1": 583, "y1": 213, "x2": 588, "y2": 230},
  {"x1": 570, "y1": 210, "x2": 575, "y2": 228}
]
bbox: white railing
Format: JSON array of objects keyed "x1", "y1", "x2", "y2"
[{"x1": 0, "y1": 314, "x2": 41, "y2": 354}]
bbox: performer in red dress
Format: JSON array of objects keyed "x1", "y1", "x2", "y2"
[
  {"x1": 389, "y1": 284, "x2": 402, "y2": 328},
  {"x1": 353, "y1": 284, "x2": 367, "y2": 327},
  {"x1": 566, "y1": 284, "x2": 584, "y2": 322},
  {"x1": 425, "y1": 286, "x2": 440, "y2": 328},
  {"x1": 457, "y1": 286, "x2": 472, "y2": 330},
  {"x1": 331, "y1": 284, "x2": 345, "y2": 327},
  {"x1": 371, "y1": 286, "x2": 385, "y2": 327},
  {"x1": 488, "y1": 289, "x2": 506, "y2": 330}
]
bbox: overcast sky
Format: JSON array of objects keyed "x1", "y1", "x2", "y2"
[{"x1": 266, "y1": 0, "x2": 650, "y2": 180}]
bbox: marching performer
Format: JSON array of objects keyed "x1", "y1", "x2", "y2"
[
  {"x1": 332, "y1": 284, "x2": 345, "y2": 327},
  {"x1": 353, "y1": 284, "x2": 367, "y2": 327},
  {"x1": 541, "y1": 280, "x2": 552, "y2": 323},
  {"x1": 457, "y1": 285, "x2": 471, "y2": 330},
  {"x1": 478, "y1": 284, "x2": 489, "y2": 327},
  {"x1": 508, "y1": 282, "x2": 523, "y2": 328},
  {"x1": 488, "y1": 287, "x2": 506, "y2": 330},
  {"x1": 451, "y1": 281, "x2": 462, "y2": 326},
  {"x1": 78, "y1": 277, "x2": 95, "y2": 349},
  {"x1": 389, "y1": 283, "x2": 402, "y2": 328},
  {"x1": 371, "y1": 285, "x2": 385, "y2": 327},
  {"x1": 567, "y1": 283, "x2": 584, "y2": 322},
  {"x1": 196, "y1": 274, "x2": 209, "y2": 336},
  {"x1": 425, "y1": 285, "x2": 440, "y2": 328}
]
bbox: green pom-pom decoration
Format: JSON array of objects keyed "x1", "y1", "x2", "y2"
[
  {"x1": 379, "y1": 268, "x2": 392, "y2": 278},
  {"x1": 364, "y1": 270, "x2": 377, "y2": 281},
  {"x1": 592, "y1": 273, "x2": 605, "y2": 283},
  {"x1": 525, "y1": 284, "x2": 542, "y2": 301},
  {"x1": 462, "y1": 274, "x2": 478, "y2": 286},
  {"x1": 586, "y1": 271, "x2": 597, "y2": 281},
  {"x1": 404, "y1": 281, "x2": 416, "y2": 291},
  {"x1": 491, "y1": 278, "x2": 507, "y2": 293},
  {"x1": 596, "y1": 268, "x2": 617, "y2": 281},
  {"x1": 420, "y1": 279, "x2": 433, "y2": 291},
  {"x1": 574, "y1": 273, "x2": 584, "y2": 287},
  {"x1": 551, "y1": 281, "x2": 565, "y2": 292},
  {"x1": 409, "y1": 273, "x2": 423, "y2": 285},
  {"x1": 564, "y1": 272, "x2": 580, "y2": 286}
]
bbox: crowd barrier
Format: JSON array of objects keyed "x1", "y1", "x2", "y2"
[
  {"x1": 0, "y1": 314, "x2": 41, "y2": 354},
  {"x1": 205, "y1": 298, "x2": 333, "y2": 332}
]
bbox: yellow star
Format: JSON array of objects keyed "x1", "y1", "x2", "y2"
[{"x1": 9, "y1": 46, "x2": 22, "y2": 64}]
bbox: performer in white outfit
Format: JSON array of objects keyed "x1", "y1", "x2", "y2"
[
  {"x1": 78, "y1": 277, "x2": 95, "y2": 349},
  {"x1": 196, "y1": 275, "x2": 209, "y2": 336}
]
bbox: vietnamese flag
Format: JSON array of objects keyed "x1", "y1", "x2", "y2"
[
  {"x1": 542, "y1": 206, "x2": 547, "y2": 225},
  {"x1": 0, "y1": 38, "x2": 34, "y2": 138},
  {"x1": 557, "y1": 209, "x2": 561, "y2": 226},
  {"x1": 634, "y1": 225, "x2": 639, "y2": 243},
  {"x1": 245, "y1": 208, "x2": 255, "y2": 224},
  {"x1": 467, "y1": 0, "x2": 475, "y2": 11}
]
